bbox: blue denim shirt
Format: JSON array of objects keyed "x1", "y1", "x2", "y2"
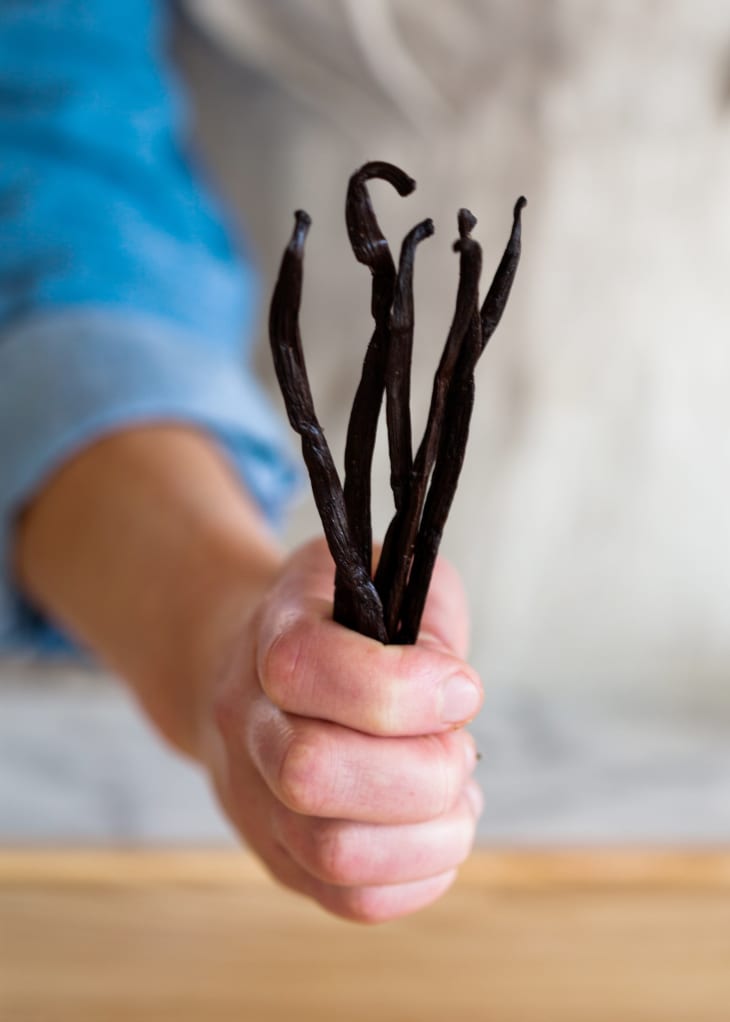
[{"x1": 0, "y1": 0, "x2": 298, "y2": 649}]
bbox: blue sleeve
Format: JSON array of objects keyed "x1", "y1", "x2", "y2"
[{"x1": 0, "y1": 0, "x2": 299, "y2": 651}]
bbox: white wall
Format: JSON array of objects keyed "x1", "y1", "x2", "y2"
[{"x1": 177, "y1": 0, "x2": 730, "y2": 702}]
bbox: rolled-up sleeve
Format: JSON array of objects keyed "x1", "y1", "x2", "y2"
[{"x1": 0, "y1": 0, "x2": 299, "y2": 650}]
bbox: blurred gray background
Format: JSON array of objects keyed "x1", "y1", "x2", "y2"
[{"x1": 3, "y1": 0, "x2": 730, "y2": 843}]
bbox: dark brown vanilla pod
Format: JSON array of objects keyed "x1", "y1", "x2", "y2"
[
  {"x1": 376, "y1": 212, "x2": 481, "y2": 637},
  {"x1": 268, "y1": 161, "x2": 525, "y2": 646},
  {"x1": 385, "y1": 218, "x2": 434, "y2": 511},
  {"x1": 373, "y1": 218, "x2": 435, "y2": 625},
  {"x1": 345, "y1": 161, "x2": 416, "y2": 273},
  {"x1": 396, "y1": 199, "x2": 526, "y2": 644},
  {"x1": 334, "y1": 162, "x2": 416, "y2": 630},
  {"x1": 269, "y1": 210, "x2": 387, "y2": 643},
  {"x1": 480, "y1": 196, "x2": 527, "y2": 350},
  {"x1": 396, "y1": 311, "x2": 482, "y2": 645}
]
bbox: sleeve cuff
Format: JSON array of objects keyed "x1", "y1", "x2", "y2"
[{"x1": 0, "y1": 307, "x2": 301, "y2": 651}]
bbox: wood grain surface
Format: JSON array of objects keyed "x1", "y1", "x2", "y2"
[{"x1": 2, "y1": 849, "x2": 730, "y2": 1022}]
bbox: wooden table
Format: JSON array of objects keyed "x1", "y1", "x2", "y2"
[{"x1": 2, "y1": 849, "x2": 730, "y2": 1021}]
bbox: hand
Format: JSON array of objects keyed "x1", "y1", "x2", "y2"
[
  {"x1": 15, "y1": 425, "x2": 482, "y2": 923},
  {"x1": 201, "y1": 538, "x2": 484, "y2": 924}
]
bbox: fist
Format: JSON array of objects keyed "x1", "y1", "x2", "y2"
[{"x1": 204, "y1": 538, "x2": 483, "y2": 923}]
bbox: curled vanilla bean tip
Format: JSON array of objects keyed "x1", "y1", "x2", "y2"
[
  {"x1": 479, "y1": 195, "x2": 527, "y2": 350},
  {"x1": 354, "y1": 159, "x2": 416, "y2": 197},
  {"x1": 346, "y1": 161, "x2": 416, "y2": 271},
  {"x1": 338, "y1": 160, "x2": 416, "y2": 593},
  {"x1": 409, "y1": 217, "x2": 435, "y2": 245},
  {"x1": 292, "y1": 209, "x2": 312, "y2": 237},
  {"x1": 458, "y1": 208, "x2": 478, "y2": 238}
]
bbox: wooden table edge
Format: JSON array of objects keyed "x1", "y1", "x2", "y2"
[{"x1": 2, "y1": 847, "x2": 730, "y2": 891}]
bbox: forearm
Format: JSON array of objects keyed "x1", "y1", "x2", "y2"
[{"x1": 14, "y1": 425, "x2": 285, "y2": 758}]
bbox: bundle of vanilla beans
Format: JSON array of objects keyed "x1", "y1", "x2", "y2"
[{"x1": 269, "y1": 161, "x2": 525, "y2": 645}]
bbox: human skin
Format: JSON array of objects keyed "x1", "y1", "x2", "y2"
[{"x1": 15, "y1": 425, "x2": 484, "y2": 923}]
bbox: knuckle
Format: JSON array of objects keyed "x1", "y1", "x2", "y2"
[
  {"x1": 311, "y1": 823, "x2": 360, "y2": 886},
  {"x1": 278, "y1": 731, "x2": 332, "y2": 816},
  {"x1": 365, "y1": 671, "x2": 401, "y2": 736},
  {"x1": 364, "y1": 645, "x2": 419, "y2": 735},
  {"x1": 212, "y1": 682, "x2": 240, "y2": 741},
  {"x1": 261, "y1": 619, "x2": 307, "y2": 708},
  {"x1": 335, "y1": 886, "x2": 389, "y2": 926},
  {"x1": 392, "y1": 643, "x2": 418, "y2": 685},
  {"x1": 449, "y1": 812, "x2": 477, "y2": 867},
  {"x1": 432, "y1": 734, "x2": 463, "y2": 815}
]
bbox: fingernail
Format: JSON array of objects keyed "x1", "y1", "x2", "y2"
[{"x1": 441, "y1": 673, "x2": 481, "y2": 725}]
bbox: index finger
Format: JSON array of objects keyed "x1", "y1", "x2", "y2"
[{"x1": 256, "y1": 543, "x2": 482, "y2": 738}]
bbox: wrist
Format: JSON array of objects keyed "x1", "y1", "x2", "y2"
[
  {"x1": 16, "y1": 424, "x2": 285, "y2": 757},
  {"x1": 178, "y1": 527, "x2": 282, "y2": 761}
]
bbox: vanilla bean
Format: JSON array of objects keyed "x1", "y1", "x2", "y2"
[
  {"x1": 385, "y1": 217, "x2": 434, "y2": 510},
  {"x1": 481, "y1": 196, "x2": 527, "y2": 350},
  {"x1": 376, "y1": 211, "x2": 481, "y2": 637},
  {"x1": 269, "y1": 167, "x2": 525, "y2": 647},
  {"x1": 397, "y1": 197, "x2": 526, "y2": 644},
  {"x1": 333, "y1": 162, "x2": 416, "y2": 630},
  {"x1": 373, "y1": 219, "x2": 434, "y2": 633},
  {"x1": 269, "y1": 210, "x2": 387, "y2": 642},
  {"x1": 396, "y1": 311, "x2": 481, "y2": 645}
]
